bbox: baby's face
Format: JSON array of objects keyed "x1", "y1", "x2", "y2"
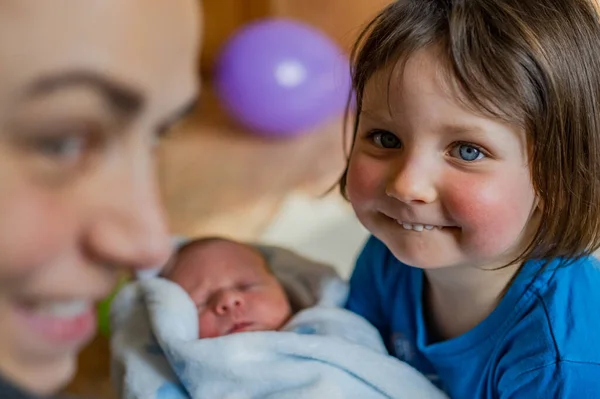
[{"x1": 165, "y1": 240, "x2": 291, "y2": 338}]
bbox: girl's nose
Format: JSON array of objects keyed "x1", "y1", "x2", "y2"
[{"x1": 385, "y1": 156, "x2": 438, "y2": 204}]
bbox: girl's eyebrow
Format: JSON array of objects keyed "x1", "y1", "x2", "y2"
[
  {"x1": 439, "y1": 123, "x2": 486, "y2": 136},
  {"x1": 360, "y1": 107, "x2": 393, "y2": 121}
]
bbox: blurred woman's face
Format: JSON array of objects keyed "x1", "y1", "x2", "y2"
[{"x1": 0, "y1": 0, "x2": 200, "y2": 394}]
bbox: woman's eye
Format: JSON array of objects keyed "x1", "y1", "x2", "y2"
[
  {"x1": 371, "y1": 130, "x2": 401, "y2": 149},
  {"x1": 11, "y1": 124, "x2": 106, "y2": 183},
  {"x1": 450, "y1": 143, "x2": 485, "y2": 162},
  {"x1": 24, "y1": 123, "x2": 103, "y2": 167},
  {"x1": 34, "y1": 136, "x2": 86, "y2": 162}
]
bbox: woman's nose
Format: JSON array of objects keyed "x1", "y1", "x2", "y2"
[
  {"x1": 84, "y1": 145, "x2": 172, "y2": 271},
  {"x1": 214, "y1": 291, "x2": 244, "y2": 315},
  {"x1": 385, "y1": 156, "x2": 438, "y2": 204}
]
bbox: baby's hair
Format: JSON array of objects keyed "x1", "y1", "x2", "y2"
[
  {"x1": 163, "y1": 236, "x2": 272, "y2": 275},
  {"x1": 340, "y1": 0, "x2": 600, "y2": 266}
]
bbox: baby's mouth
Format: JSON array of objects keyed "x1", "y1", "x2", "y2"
[{"x1": 227, "y1": 321, "x2": 254, "y2": 335}]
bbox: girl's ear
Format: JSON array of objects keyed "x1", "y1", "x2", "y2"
[
  {"x1": 533, "y1": 195, "x2": 543, "y2": 212},
  {"x1": 527, "y1": 196, "x2": 543, "y2": 233}
]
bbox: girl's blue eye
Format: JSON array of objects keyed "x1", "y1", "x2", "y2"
[
  {"x1": 371, "y1": 130, "x2": 401, "y2": 149},
  {"x1": 451, "y1": 143, "x2": 485, "y2": 162}
]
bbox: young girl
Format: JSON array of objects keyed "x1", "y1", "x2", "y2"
[{"x1": 342, "y1": 0, "x2": 600, "y2": 397}]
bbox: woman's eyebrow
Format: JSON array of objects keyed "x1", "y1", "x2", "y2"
[{"x1": 22, "y1": 70, "x2": 145, "y2": 118}]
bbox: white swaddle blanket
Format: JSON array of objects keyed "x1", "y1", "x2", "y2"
[{"x1": 110, "y1": 245, "x2": 447, "y2": 399}]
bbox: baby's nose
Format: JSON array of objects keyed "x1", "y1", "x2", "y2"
[{"x1": 215, "y1": 291, "x2": 243, "y2": 314}]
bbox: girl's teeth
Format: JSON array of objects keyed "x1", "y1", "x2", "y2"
[
  {"x1": 398, "y1": 221, "x2": 439, "y2": 231},
  {"x1": 32, "y1": 301, "x2": 91, "y2": 318}
]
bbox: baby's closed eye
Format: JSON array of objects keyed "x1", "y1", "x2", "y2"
[
  {"x1": 196, "y1": 299, "x2": 208, "y2": 309},
  {"x1": 193, "y1": 292, "x2": 211, "y2": 308},
  {"x1": 237, "y1": 282, "x2": 261, "y2": 291}
]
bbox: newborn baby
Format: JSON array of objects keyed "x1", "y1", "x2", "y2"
[
  {"x1": 112, "y1": 239, "x2": 449, "y2": 399},
  {"x1": 163, "y1": 237, "x2": 292, "y2": 338}
]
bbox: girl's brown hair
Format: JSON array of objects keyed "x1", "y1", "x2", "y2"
[{"x1": 340, "y1": 0, "x2": 600, "y2": 264}]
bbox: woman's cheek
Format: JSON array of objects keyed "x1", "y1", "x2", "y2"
[{"x1": 0, "y1": 185, "x2": 73, "y2": 281}]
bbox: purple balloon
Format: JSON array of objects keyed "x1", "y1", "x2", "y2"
[{"x1": 214, "y1": 19, "x2": 351, "y2": 138}]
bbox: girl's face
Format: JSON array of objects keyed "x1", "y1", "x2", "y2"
[
  {"x1": 346, "y1": 48, "x2": 539, "y2": 271},
  {"x1": 0, "y1": 0, "x2": 199, "y2": 394}
]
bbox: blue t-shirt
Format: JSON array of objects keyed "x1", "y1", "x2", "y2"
[{"x1": 346, "y1": 236, "x2": 600, "y2": 398}]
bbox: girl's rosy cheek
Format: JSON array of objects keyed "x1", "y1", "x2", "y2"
[
  {"x1": 346, "y1": 155, "x2": 386, "y2": 205},
  {"x1": 443, "y1": 173, "x2": 536, "y2": 255}
]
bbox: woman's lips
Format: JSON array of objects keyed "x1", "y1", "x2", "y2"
[{"x1": 14, "y1": 299, "x2": 97, "y2": 344}]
